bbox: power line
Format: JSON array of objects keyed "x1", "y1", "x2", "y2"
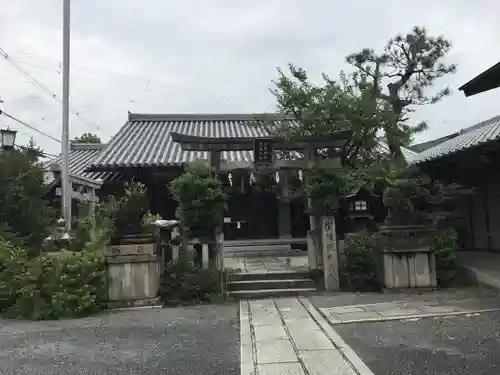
[
  {"x1": 0, "y1": 109, "x2": 61, "y2": 143},
  {"x1": 0, "y1": 46, "x2": 101, "y2": 133},
  {"x1": 18, "y1": 51, "x2": 173, "y2": 88}
]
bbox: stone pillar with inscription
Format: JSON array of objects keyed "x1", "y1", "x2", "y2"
[
  {"x1": 321, "y1": 215, "x2": 340, "y2": 291},
  {"x1": 304, "y1": 146, "x2": 321, "y2": 270}
]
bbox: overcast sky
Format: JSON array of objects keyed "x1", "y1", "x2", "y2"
[{"x1": 1, "y1": 0, "x2": 499, "y2": 154}]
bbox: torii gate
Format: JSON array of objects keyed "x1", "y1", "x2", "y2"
[{"x1": 170, "y1": 131, "x2": 350, "y2": 291}]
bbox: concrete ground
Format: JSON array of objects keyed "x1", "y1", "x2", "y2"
[{"x1": 0, "y1": 303, "x2": 239, "y2": 375}]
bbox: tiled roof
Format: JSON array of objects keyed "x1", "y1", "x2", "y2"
[
  {"x1": 45, "y1": 143, "x2": 119, "y2": 184},
  {"x1": 410, "y1": 115, "x2": 500, "y2": 164},
  {"x1": 89, "y1": 113, "x2": 417, "y2": 169},
  {"x1": 376, "y1": 141, "x2": 418, "y2": 161}
]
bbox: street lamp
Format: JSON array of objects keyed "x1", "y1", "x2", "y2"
[{"x1": 0, "y1": 128, "x2": 17, "y2": 149}]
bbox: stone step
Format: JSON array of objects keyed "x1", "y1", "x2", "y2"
[
  {"x1": 227, "y1": 278, "x2": 315, "y2": 291},
  {"x1": 227, "y1": 271, "x2": 311, "y2": 282},
  {"x1": 224, "y1": 250, "x2": 305, "y2": 258},
  {"x1": 223, "y1": 244, "x2": 305, "y2": 258},
  {"x1": 228, "y1": 288, "x2": 317, "y2": 299}
]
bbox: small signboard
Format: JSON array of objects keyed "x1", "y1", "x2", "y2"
[{"x1": 253, "y1": 139, "x2": 273, "y2": 170}]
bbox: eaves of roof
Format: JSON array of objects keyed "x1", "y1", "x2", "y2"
[{"x1": 459, "y1": 61, "x2": 500, "y2": 97}]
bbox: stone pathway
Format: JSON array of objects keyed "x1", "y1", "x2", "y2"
[
  {"x1": 320, "y1": 298, "x2": 500, "y2": 325},
  {"x1": 240, "y1": 297, "x2": 374, "y2": 375}
]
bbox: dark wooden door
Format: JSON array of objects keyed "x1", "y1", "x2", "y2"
[{"x1": 226, "y1": 189, "x2": 278, "y2": 239}]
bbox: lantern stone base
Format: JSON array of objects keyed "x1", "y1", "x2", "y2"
[{"x1": 379, "y1": 225, "x2": 437, "y2": 289}]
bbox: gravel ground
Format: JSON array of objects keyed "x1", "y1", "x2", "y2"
[
  {"x1": 335, "y1": 310, "x2": 500, "y2": 375},
  {"x1": 0, "y1": 303, "x2": 239, "y2": 375}
]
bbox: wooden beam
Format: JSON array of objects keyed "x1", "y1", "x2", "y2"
[
  {"x1": 170, "y1": 132, "x2": 350, "y2": 151},
  {"x1": 185, "y1": 157, "x2": 341, "y2": 172}
]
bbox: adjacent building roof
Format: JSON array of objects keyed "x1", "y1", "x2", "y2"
[
  {"x1": 375, "y1": 141, "x2": 418, "y2": 161},
  {"x1": 88, "y1": 112, "x2": 416, "y2": 170},
  {"x1": 44, "y1": 143, "x2": 120, "y2": 185},
  {"x1": 410, "y1": 115, "x2": 500, "y2": 164},
  {"x1": 409, "y1": 134, "x2": 460, "y2": 153},
  {"x1": 459, "y1": 61, "x2": 500, "y2": 97}
]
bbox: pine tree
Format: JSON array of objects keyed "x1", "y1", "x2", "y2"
[{"x1": 346, "y1": 26, "x2": 457, "y2": 163}]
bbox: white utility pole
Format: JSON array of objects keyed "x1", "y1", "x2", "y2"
[{"x1": 61, "y1": 0, "x2": 71, "y2": 230}]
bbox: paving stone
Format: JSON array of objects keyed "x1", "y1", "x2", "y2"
[
  {"x1": 324, "y1": 310, "x2": 382, "y2": 323},
  {"x1": 377, "y1": 308, "x2": 422, "y2": 318},
  {"x1": 280, "y1": 308, "x2": 311, "y2": 320},
  {"x1": 361, "y1": 301, "x2": 407, "y2": 312},
  {"x1": 288, "y1": 329, "x2": 335, "y2": 350},
  {"x1": 274, "y1": 297, "x2": 302, "y2": 307},
  {"x1": 258, "y1": 362, "x2": 305, "y2": 375},
  {"x1": 252, "y1": 315, "x2": 283, "y2": 327},
  {"x1": 241, "y1": 344, "x2": 254, "y2": 368},
  {"x1": 417, "y1": 304, "x2": 464, "y2": 314},
  {"x1": 252, "y1": 303, "x2": 279, "y2": 311},
  {"x1": 254, "y1": 324, "x2": 288, "y2": 342},
  {"x1": 241, "y1": 367, "x2": 256, "y2": 375},
  {"x1": 285, "y1": 317, "x2": 320, "y2": 331},
  {"x1": 256, "y1": 340, "x2": 298, "y2": 364},
  {"x1": 240, "y1": 329, "x2": 252, "y2": 348},
  {"x1": 299, "y1": 350, "x2": 357, "y2": 375},
  {"x1": 322, "y1": 305, "x2": 365, "y2": 314}
]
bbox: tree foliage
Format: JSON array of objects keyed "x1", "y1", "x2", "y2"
[
  {"x1": 22, "y1": 138, "x2": 44, "y2": 164},
  {"x1": 270, "y1": 65, "x2": 388, "y2": 166},
  {"x1": 72, "y1": 132, "x2": 101, "y2": 144},
  {"x1": 346, "y1": 26, "x2": 457, "y2": 163},
  {"x1": 170, "y1": 164, "x2": 226, "y2": 239},
  {"x1": 0, "y1": 150, "x2": 54, "y2": 253}
]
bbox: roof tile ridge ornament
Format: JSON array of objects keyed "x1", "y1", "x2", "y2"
[{"x1": 70, "y1": 142, "x2": 106, "y2": 151}]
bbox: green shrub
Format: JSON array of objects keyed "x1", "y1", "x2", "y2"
[
  {"x1": 0, "y1": 237, "x2": 108, "y2": 320},
  {"x1": 431, "y1": 228, "x2": 458, "y2": 287},
  {"x1": 169, "y1": 164, "x2": 226, "y2": 239},
  {"x1": 0, "y1": 239, "x2": 31, "y2": 313},
  {"x1": 343, "y1": 231, "x2": 382, "y2": 291},
  {"x1": 159, "y1": 260, "x2": 221, "y2": 306}
]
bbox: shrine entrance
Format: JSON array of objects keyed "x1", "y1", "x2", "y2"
[{"x1": 171, "y1": 131, "x2": 350, "y2": 292}]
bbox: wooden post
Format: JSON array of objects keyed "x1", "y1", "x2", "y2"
[
  {"x1": 321, "y1": 216, "x2": 340, "y2": 291},
  {"x1": 278, "y1": 171, "x2": 292, "y2": 239},
  {"x1": 210, "y1": 151, "x2": 225, "y2": 297},
  {"x1": 202, "y1": 243, "x2": 209, "y2": 269}
]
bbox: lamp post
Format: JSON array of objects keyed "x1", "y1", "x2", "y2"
[{"x1": 0, "y1": 128, "x2": 17, "y2": 150}]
